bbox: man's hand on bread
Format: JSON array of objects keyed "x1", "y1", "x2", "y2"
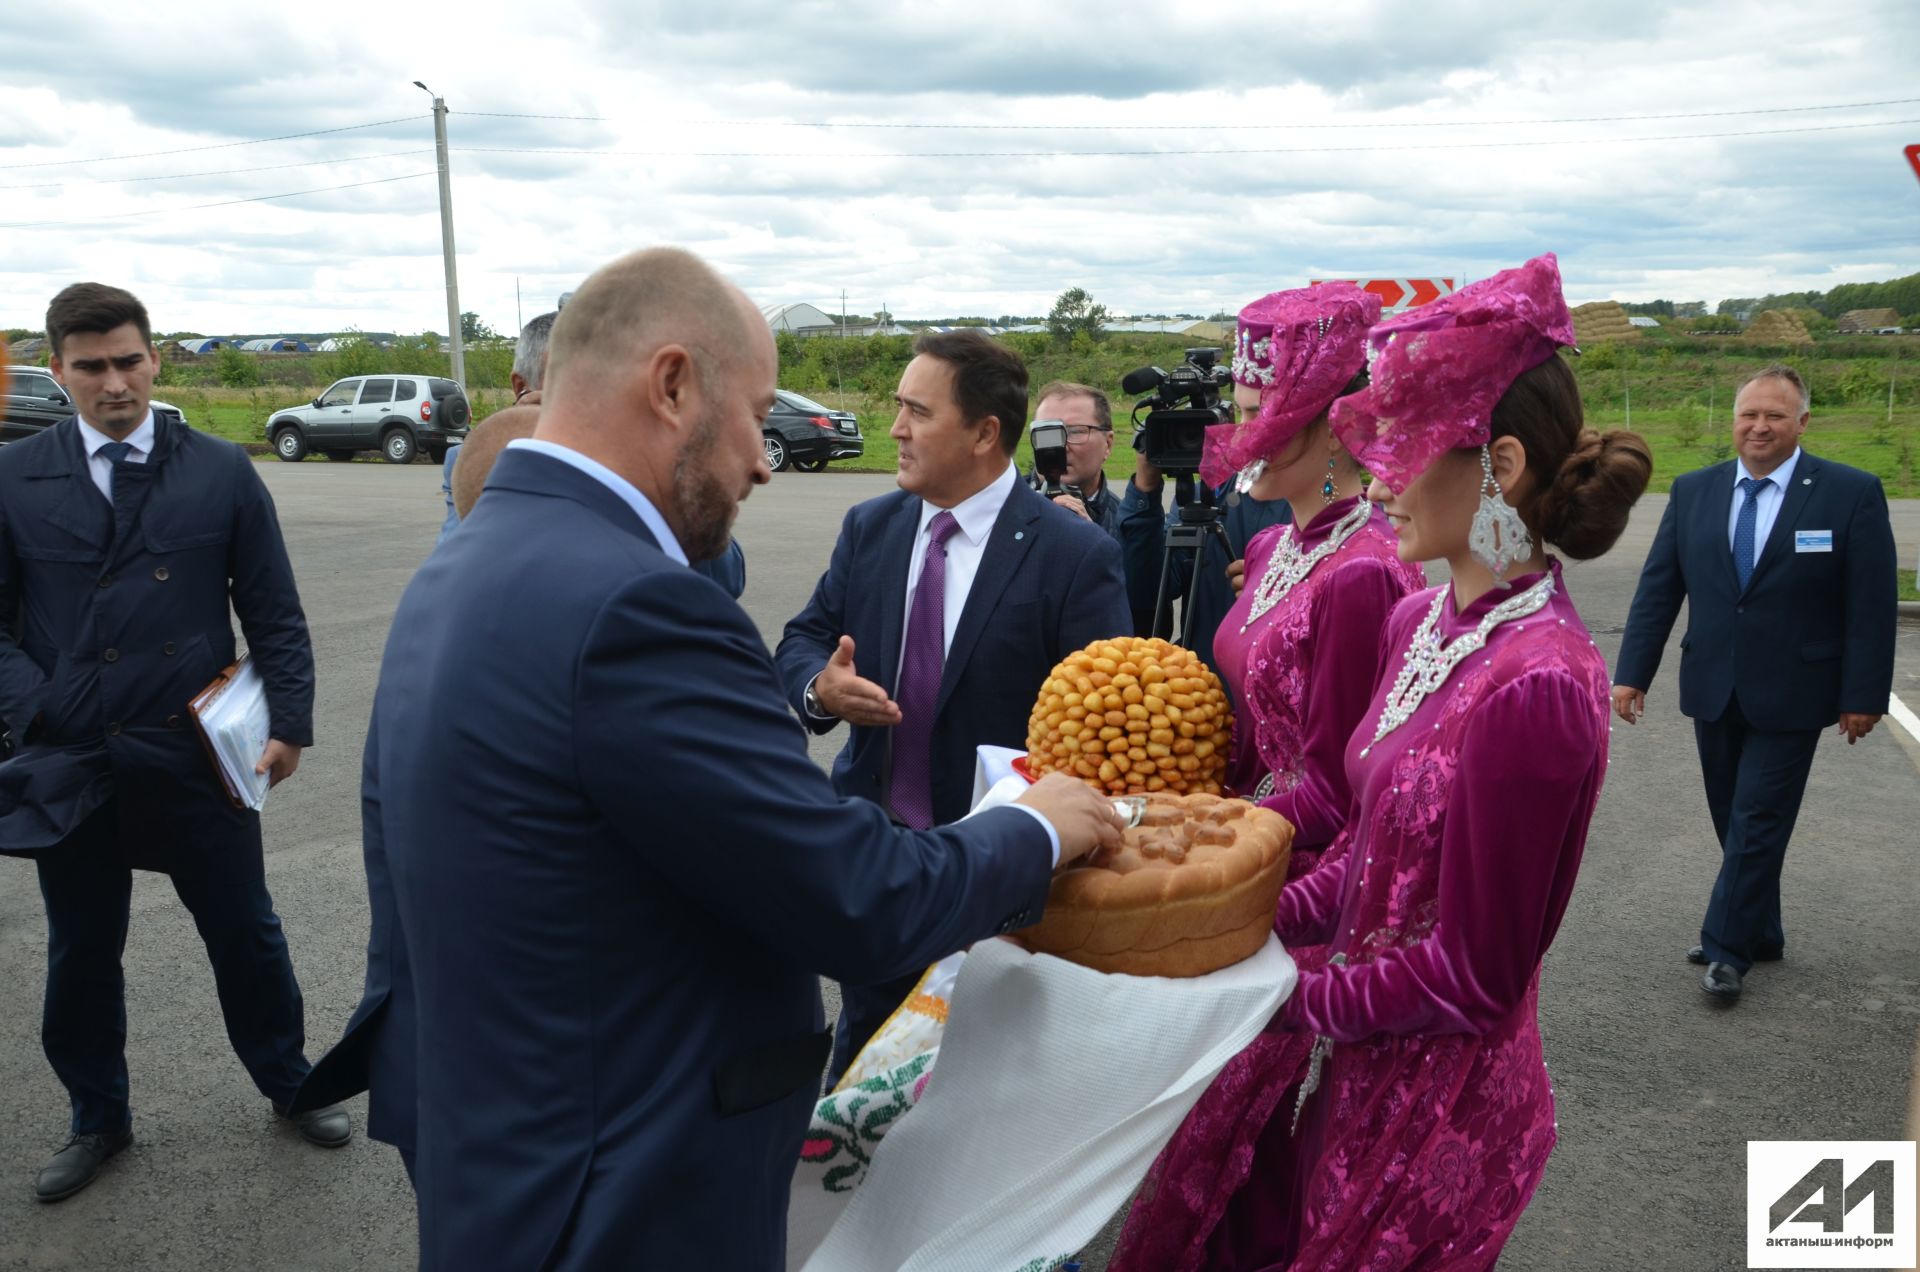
[
  {"x1": 1017, "y1": 772, "x2": 1127, "y2": 869},
  {"x1": 815, "y1": 636, "x2": 902, "y2": 726}
]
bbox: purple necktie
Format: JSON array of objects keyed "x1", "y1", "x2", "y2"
[{"x1": 890, "y1": 510, "x2": 961, "y2": 829}]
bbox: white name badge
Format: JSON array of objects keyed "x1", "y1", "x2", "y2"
[{"x1": 1794, "y1": 530, "x2": 1833, "y2": 553}]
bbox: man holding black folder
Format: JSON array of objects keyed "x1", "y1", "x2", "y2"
[{"x1": 0, "y1": 283, "x2": 349, "y2": 1203}]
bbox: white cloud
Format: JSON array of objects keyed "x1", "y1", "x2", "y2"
[{"x1": 2, "y1": 0, "x2": 1915, "y2": 335}]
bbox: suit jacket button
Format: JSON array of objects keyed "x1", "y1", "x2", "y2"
[
  {"x1": 97, "y1": 575, "x2": 113, "y2": 589},
  {"x1": 106, "y1": 722, "x2": 122, "y2": 736},
  {"x1": 163, "y1": 641, "x2": 177, "y2": 656},
  {"x1": 102, "y1": 648, "x2": 119, "y2": 663},
  {"x1": 165, "y1": 714, "x2": 182, "y2": 729},
  {"x1": 153, "y1": 566, "x2": 170, "y2": 581}
]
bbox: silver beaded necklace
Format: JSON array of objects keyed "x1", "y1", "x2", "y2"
[
  {"x1": 1240, "y1": 499, "x2": 1374, "y2": 631},
  {"x1": 1360, "y1": 571, "x2": 1556, "y2": 756}
]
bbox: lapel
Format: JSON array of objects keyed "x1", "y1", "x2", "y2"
[
  {"x1": 1744, "y1": 452, "x2": 1820, "y2": 594},
  {"x1": 874, "y1": 496, "x2": 921, "y2": 699},
  {"x1": 934, "y1": 483, "x2": 1043, "y2": 718},
  {"x1": 21, "y1": 419, "x2": 112, "y2": 553}
]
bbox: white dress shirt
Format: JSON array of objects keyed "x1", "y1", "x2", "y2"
[
  {"x1": 504, "y1": 438, "x2": 689, "y2": 565},
  {"x1": 1727, "y1": 447, "x2": 1801, "y2": 571},
  {"x1": 75, "y1": 411, "x2": 156, "y2": 502},
  {"x1": 899, "y1": 462, "x2": 1019, "y2": 666}
]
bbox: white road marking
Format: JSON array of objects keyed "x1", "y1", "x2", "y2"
[{"x1": 1888, "y1": 691, "x2": 1920, "y2": 745}]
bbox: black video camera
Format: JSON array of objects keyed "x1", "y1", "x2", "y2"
[
  {"x1": 1028, "y1": 419, "x2": 1081, "y2": 500},
  {"x1": 1123, "y1": 347, "x2": 1232, "y2": 477}
]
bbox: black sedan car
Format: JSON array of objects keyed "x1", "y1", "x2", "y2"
[
  {"x1": 764, "y1": 389, "x2": 863, "y2": 472},
  {"x1": 4, "y1": 364, "x2": 185, "y2": 444}
]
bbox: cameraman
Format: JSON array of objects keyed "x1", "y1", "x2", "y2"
[
  {"x1": 1026, "y1": 381, "x2": 1122, "y2": 536},
  {"x1": 1117, "y1": 441, "x2": 1290, "y2": 671}
]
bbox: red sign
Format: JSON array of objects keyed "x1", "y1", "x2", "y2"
[
  {"x1": 1908, "y1": 143, "x2": 1920, "y2": 185},
  {"x1": 1312, "y1": 278, "x2": 1456, "y2": 312}
]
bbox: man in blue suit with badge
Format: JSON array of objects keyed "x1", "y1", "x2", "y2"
[
  {"x1": 1612, "y1": 364, "x2": 1897, "y2": 1003},
  {"x1": 303, "y1": 248, "x2": 1125, "y2": 1268},
  {"x1": 776, "y1": 330, "x2": 1131, "y2": 1080}
]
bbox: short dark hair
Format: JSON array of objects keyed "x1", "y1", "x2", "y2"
[
  {"x1": 1737, "y1": 362, "x2": 1810, "y2": 413},
  {"x1": 1034, "y1": 379, "x2": 1112, "y2": 431},
  {"x1": 47, "y1": 283, "x2": 152, "y2": 358},
  {"x1": 913, "y1": 329, "x2": 1028, "y2": 456}
]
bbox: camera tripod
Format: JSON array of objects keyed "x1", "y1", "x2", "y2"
[{"x1": 1148, "y1": 475, "x2": 1236, "y2": 648}]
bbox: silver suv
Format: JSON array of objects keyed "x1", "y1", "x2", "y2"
[{"x1": 266, "y1": 374, "x2": 470, "y2": 464}]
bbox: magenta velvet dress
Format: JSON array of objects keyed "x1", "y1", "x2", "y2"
[
  {"x1": 1211, "y1": 496, "x2": 1427, "y2": 876},
  {"x1": 1113, "y1": 561, "x2": 1611, "y2": 1271}
]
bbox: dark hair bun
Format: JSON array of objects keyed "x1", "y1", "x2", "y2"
[{"x1": 1534, "y1": 428, "x2": 1653, "y2": 559}]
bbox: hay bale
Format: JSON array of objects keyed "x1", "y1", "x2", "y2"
[
  {"x1": 1571, "y1": 300, "x2": 1640, "y2": 345},
  {"x1": 1836, "y1": 307, "x2": 1900, "y2": 333},
  {"x1": 1745, "y1": 309, "x2": 1812, "y2": 344}
]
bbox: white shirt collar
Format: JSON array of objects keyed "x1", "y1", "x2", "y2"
[
  {"x1": 1735, "y1": 447, "x2": 1801, "y2": 490},
  {"x1": 76, "y1": 411, "x2": 156, "y2": 458},
  {"x1": 503, "y1": 437, "x2": 689, "y2": 566},
  {"x1": 919, "y1": 462, "x2": 1017, "y2": 546}
]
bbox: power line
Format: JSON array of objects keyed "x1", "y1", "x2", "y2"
[
  {"x1": 455, "y1": 110, "x2": 606, "y2": 120},
  {"x1": 686, "y1": 95, "x2": 1920, "y2": 131},
  {"x1": 0, "y1": 172, "x2": 436, "y2": 229},
  {"x1": 449, "y1": 116, "x2": 1920, "y2": 161},
  {"x1": 0, "y1": 115, "x2": 426, "y2": 171},
  {"x1": 0, "y1": 149, "x2": 434, "y2": 192}
]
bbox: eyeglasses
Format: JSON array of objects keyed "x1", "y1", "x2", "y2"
[{"x1": 1059, "y1": 424, "x2": 1112, "y2": 444}]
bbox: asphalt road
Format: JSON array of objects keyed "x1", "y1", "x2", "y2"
[{"x1": 1, "y1": 463, "x2": 1917, "y2": 1271}]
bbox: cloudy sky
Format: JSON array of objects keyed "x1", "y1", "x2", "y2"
[{"x1": 3, "y1": 1, "x2": 1916, "y2": 336}]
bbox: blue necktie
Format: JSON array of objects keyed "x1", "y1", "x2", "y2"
[
  {"x1": 96, "y1": 441, "x2": 132, "y2": 501},
  {"x1": 1733, "y1": 476, "x2": 1766, "y2": 589}
]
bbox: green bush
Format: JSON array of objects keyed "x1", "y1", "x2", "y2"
[{"x1": 214, "y1": 345, "x2": 260, "y2": 387}]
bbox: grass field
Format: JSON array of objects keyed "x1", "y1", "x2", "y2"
[
  {"x1": 174, "y1": 384, "x2": 1920, "y2": 499},
  {"x1": 1901, "y1": 569, "x2": 1919, "y2": 602}
]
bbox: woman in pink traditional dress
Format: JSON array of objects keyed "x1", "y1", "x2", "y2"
[
  {"x1": 1204, "y1": 283, "x2": 1429, "y2": 882},
  {"x1": 1114, "y1": 253, "x2": 1653, "y2": 1271}
]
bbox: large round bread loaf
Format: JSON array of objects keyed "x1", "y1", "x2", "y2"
[{"x1": 1014, "y1": 792, "x2": 1294, "y2": 977}]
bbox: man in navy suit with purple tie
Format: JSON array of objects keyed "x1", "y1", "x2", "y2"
[
  {"x1": 1613, "y1": 364, "x2": 1897, "y2": 1003},
  {"x1": 776, "y1": 330, "x2": 1132, "y2": 1079}
]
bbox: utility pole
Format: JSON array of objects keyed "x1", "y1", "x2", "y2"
[{"x1": 415, "y1": 81, "x2": 464, "y2": 389}]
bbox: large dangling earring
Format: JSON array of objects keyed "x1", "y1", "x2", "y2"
[
  {"x1": 1321, "y1": 448, "x2": 1338, "y2": 504},
  {"x1": 1233, "y1": 459, "x2": 1266, "y2": 495},
  {"x1": 1467, "y1": 444, "x2": 1533, "y2": 587}
]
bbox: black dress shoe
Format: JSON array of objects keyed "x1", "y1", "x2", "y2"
[
  {"x1": 34, "y1": 1127, "x2": 134, "y2": 1203},
  {"x1": 1701, "y1": 962, "x2": 1744, "y2": 1001},
  {"x1": 276, "y1": 1102, "x2": 353, "y2": 1148},
  {"x1": 1688, "y1": 945, "x2": 1782, "y2": 966}
]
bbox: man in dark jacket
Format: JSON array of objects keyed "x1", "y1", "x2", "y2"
[
  {"x1": 1117, "y1": 452, "x2": 1290, "y2": 672},
  {"x1": 0, "y1": 283, "x2": 349, "y2": 1203},
  {"x1": 1613, "y1": 364, "x2": 1897, "y2": 1003}
]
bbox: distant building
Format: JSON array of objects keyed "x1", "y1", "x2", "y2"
[
  {"x1": 1627, "y1": 316, "x2": 1662, "y2": 328},
  {"x1": 240, "y1": 338, "x2": 312, "y2": 353},
  {"x1": 175, "y1": 337, "x2": 236, "y2": 353},
  {"x1": 760, "y1": 303, "x2": 838, "y2": 334}
]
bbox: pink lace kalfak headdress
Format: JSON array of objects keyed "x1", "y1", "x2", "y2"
[
  {"x1": 1199, "y1": 282, "x2": 1382, "y2": 488},
  {"x1": 1326, "y1": 252, "x2": 1575, "y2": 494}
]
